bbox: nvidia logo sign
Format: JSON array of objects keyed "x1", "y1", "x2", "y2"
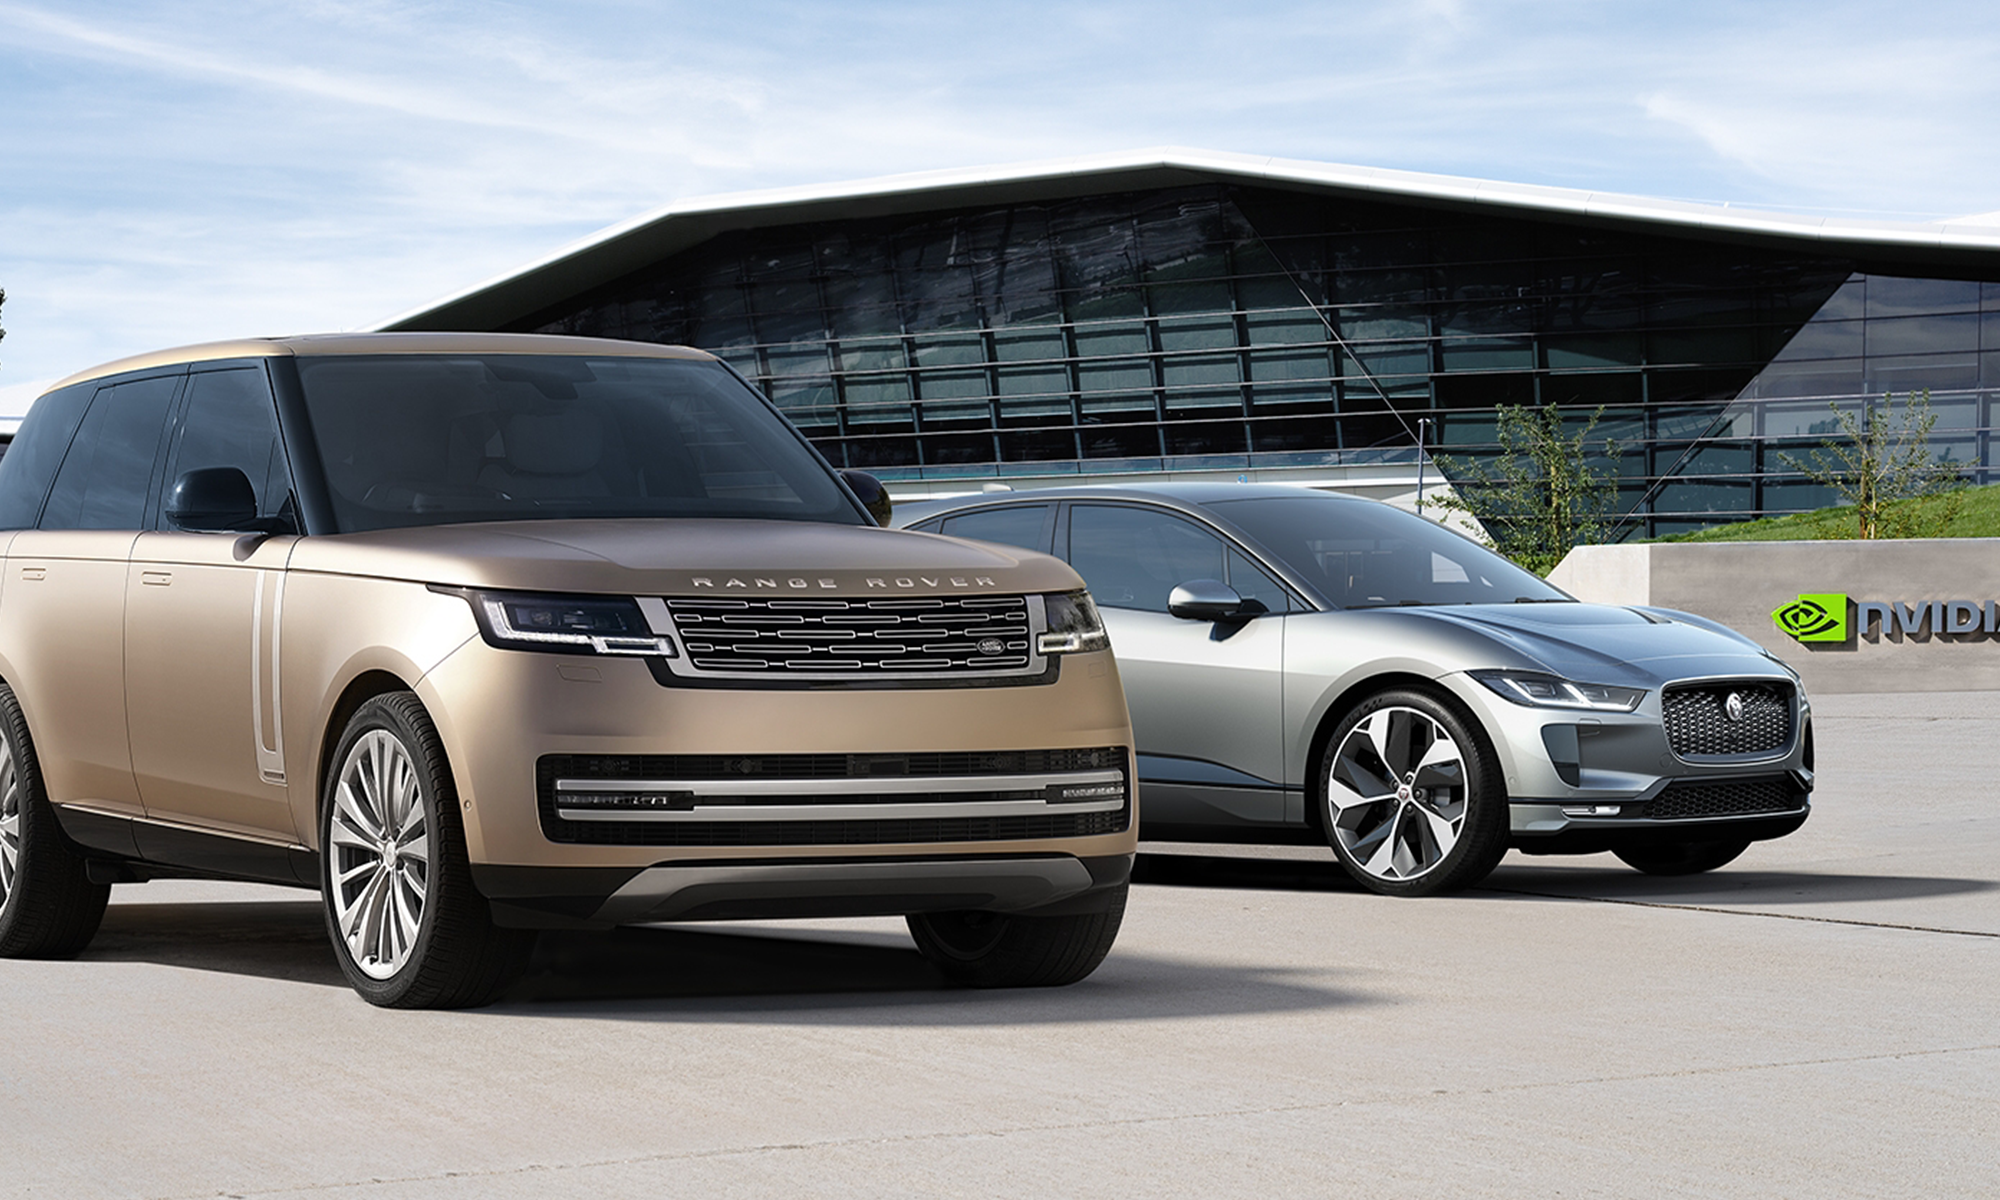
[{"x1": 1772, "y1": 593, "x2": 1849, "y2": 642}]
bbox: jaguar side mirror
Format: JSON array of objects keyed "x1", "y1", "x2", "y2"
[{"x1": 1168, "y1": 579, "x2": 1246, "y2": 622}]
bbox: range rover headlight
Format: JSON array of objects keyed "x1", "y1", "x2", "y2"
[
  {"x1": 1469, "y1": 669, "x2": 1645, "y2": 713},
  {"x1": 1039, "y1": 591, "x2": 1109, "y2": 655},
  {"x1": 462, "y1": 589, "x2": 676, "y2": 657}
]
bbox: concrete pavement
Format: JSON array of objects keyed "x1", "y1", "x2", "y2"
[{"x1": 4, "y1": 691, "x2": 1995, "y2": 1198}]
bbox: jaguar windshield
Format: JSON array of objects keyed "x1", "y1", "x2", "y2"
[
  {"x1": 1204, "y1": 495, "x2": 1569, "y2": 608},
  {"x1": 294, "y1": 354, "x2": 865, "y2": 533}
]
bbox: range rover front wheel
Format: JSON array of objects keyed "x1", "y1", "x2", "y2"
[
  {"x1": 321, "y1": 693, "x2": 532, "y2": 1008},
  {"x1": 907, "y1": 883, "x2": 1127, "y2": 987},
  {"x1": 0, "y1": 683, "x2": 110, "y2": 958}
]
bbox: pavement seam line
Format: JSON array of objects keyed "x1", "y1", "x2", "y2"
[
  {"x1": 1479, "y1": 887, "x2": 2000, "y2": 938},
  {"x1": 161, "y1": 1044, "x2": 2000, "y2": 1199}
]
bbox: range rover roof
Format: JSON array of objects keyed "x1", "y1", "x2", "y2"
[{"x1": 49, "y1": 332, "x2": 714, "y2": 393}]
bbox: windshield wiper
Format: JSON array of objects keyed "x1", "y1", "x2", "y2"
[{"x1": 1510, "y1": 596, "x2": 1573, "y2": 603}]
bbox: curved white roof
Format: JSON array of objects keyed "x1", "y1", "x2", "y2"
[{"x1": 379, "y1": 147, "x2": 2000, "y2": 333}]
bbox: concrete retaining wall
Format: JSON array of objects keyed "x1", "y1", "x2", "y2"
[{"x1": 1547, "y1": 539, "x2": 2000, "y2": 694}]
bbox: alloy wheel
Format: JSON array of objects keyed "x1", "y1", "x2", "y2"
[
  {"x1": 0, "y1": 731, "x2": 18, "y2": 908},
  {"x1": 1326, "y1": 706, "x2": 1469, "y2": 883},
  {"x1": 328, "y1": 729, "x2": 431, "y2": 979}
]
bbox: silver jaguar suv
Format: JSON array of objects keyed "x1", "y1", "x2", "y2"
[{"x1": 900, "y1": 483, "x2": 1813, "y2": 897}]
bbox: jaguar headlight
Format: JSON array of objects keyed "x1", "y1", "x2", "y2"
[
  {"x1": 462, "y1": 589, "x2": 676, "y2": 657},
  {"x1": 1039, "y1": 591, "x2": 1109, "y2": 655},
  {"x1": 1469, "y1": 669, "x2": 1644, "y2": 713}
]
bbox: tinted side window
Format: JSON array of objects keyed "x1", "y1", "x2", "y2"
[
  {"x1": 0, "y1": 383, "x2": 94, "y2": 529},
  {"x1": 41, "y1": 374, "x2": 182, "y2": 531},
  {"x1": 1227, "y1": 548, "x2": 1293, "y2": 614},
  {"x1": 164, "y1": 366, "x2": 291, "y2": 524},
  {"x1": 1067, "y1": 504, "x2": 1227, "y2": 612},
  {"x1": 938, "y1": 504, "x2": 1050, "y2": 553}
]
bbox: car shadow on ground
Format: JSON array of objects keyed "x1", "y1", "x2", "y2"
[
  {"x1": 1478, "y1": 862, "x2": 2000, "y2": 909},
  {"x1": 1132, "y1": 849, "x2": 1999, "y2": 915},
  {"x1": 81, "y1": 897, "x2": 1370, "y2": 1022}
]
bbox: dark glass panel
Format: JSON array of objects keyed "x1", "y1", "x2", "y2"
[
  {"x1": 838, "y1": 340, "x2": 907, "y2": 374},
  {"x1": 994, "y1": 328, "x2": 1065, "y2": 363},
  {"x1": 1162, "y1": 353, "x2": 1240, "y2": 389},
  {"x1": 1774, "y1": 318, "x2": 1864, "y2": 361},
  {"x1": 1066, "y1": 503, "x2": 1229, "y2": 612},
  {"x1": 1249, "y1": 412, "x2": 1338, "y2": 452},
  {"x1": 995, "y1": 366, "x2": 1068, "y2": 401},
  {"x1": 919, "y1": 431, "x2": 995, "y2": 466},
  {"x1": 841, "y1": 429, "x2": 918, "y2": 468},
  {"x1": 1078, "y1": 359, "x2": 1155, "y2": 393},
  {"x1": 1866, "y1": 277, "x2": 1981, "y2": 317},
  {"x1": 842, "y1": 376, "x2": 912, "y2": 409},
  {"x1": 1438, "y1": 337, "x2": 1533, "y2": 372},
  {"x1": 998, "y1": 427, "x2": 1075, "y2": 462},
  {"x1": 1542, "y1": 332, "x2": 1643, "y2": 370},
  {"x1": 1867, "y1": 355, "x2": 1979, "y2": 393},
  {"x1": 910, "y1": 332, "x2": 984, "y2": 368},
  {"x1": 1542, "y1": 373, "x2": 1643, "y2": 409},
  {"x1": 1246, "y1": 346, "x2": 1335, "y2": 383},
  {"x1": 1079, "y1": 420, "x2": 1161, "y2": 459},
  {"x1": 0, "y1": 382, "x2": 92, "y2": 529},
  {"x1": 913, "y1": 369, "x2": 987, "y2": 401},
  {"x1": 1866, "y1": 313, "x2": 1979, "y2": 357},
  {"x1": 1433, "y1": 373, "x2": 1534, "y2": 409},
  {"x1": 1155, "y1": 313, "x2": 1236, "y2": 352},
  {"x1": 1162, "y1": 420, "x2": 1246, "y2": 456}
]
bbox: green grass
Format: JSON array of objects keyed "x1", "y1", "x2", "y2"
[{"x1": 1652, "y1": 482, "x2": 2000, "y2": 543}]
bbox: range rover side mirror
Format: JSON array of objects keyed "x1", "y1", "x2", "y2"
[
  {"x1": 165, "y1": 467, "x2": 259, "y2": 532},
  {"x1": 840, "y1": 470, "x2": 893, "y2": 527},
  {"x1": 1168, "y1": 578, "x2": 1246, "y2": 622}
]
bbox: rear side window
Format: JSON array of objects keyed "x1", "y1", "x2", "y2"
[
  {"x1": 164, "y1": 366, "x2": 292, "y2": 526},
  {"x1": 937, "y1": 504, "x2": 1050, "y2": 553},
  {"x1": 0, "y1": 383, "x2": 93, "y2": 529},
  {"x1": 40, "y1": 374, "x2": 182, "y2": 531}
]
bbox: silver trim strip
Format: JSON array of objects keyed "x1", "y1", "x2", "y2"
[
  {"x1": 557, "y1": 796, "x2": 1124, "y2": 822},
  {"x1": 593, "y1": 856, "x2": 1097, "y2": 923},
  {"x1": 554, "y1": 769, "x2": 1122, "y2": 798}
]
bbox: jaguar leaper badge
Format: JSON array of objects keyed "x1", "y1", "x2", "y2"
[{"x1": 1772, "y1": 593, "x2": 1849, "y2": 643}]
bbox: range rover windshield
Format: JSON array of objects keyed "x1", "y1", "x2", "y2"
[
  {"x1": 1205, "y1": 494, "x2": 1569, "y2": 607},
  {"x1": 294, "y1": 354, "x2": 865, "y2": 532}
]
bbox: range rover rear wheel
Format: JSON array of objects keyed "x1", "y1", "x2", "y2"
[
  {"x1": 322, "y1": 693, "x2": 532, "y2": 1008},
  {"x1": 1614, "y1": 840, "x2": 1750, "y2": 876},
  {"x1": 907, "y1": 883, "x2": 1127, "y2": 987},
  {"x1": 0, "y1": 683, "x2": 110, "y2": 958},
  {"x1": 1319, "y1": 689, "x2": 1509, "y2": 897}
]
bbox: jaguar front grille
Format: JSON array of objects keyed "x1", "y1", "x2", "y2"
[{"x1": 1662, "y1": 682, "x2": 1793, "y2": 759}]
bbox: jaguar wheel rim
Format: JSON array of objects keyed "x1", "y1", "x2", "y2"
[
  {"x1": 328, "y1": 730, "x2": 430, "y2": 980},
  {"x1": 0, "y1": 730, "x2": 19, "y2": 908},
  {"x1": 1326, "y1": 706, "x2": 1469, "y2": 882}
]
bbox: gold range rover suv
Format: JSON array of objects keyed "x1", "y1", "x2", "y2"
[{"x1": 0, "y1": 333, "x2": 1134, "y2": 1007}]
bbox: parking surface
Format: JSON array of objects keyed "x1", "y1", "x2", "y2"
[{"x1": 5, "y1": 691, "x2": 1996, "y2": 1198}]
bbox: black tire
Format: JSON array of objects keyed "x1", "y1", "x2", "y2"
[
  {"x1": 1317, "y1": 688, "x2": 1509, "y2": 897},
  {"x1": 0, "y1": 682, "x2": 110, "y2": 958},
  {"x1": 907, "y1": 883, "x2": 1127, "y2": 987},
  {"x1": 320, "y1": 693, "x2": 532, "y2": 1008},
  {"x1": 1614, "y1": 839, "x2": 1750, "y2": 876}
]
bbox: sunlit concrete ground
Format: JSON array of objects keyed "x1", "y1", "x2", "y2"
[{"x1": 5, "y1": 691, "x2": 1994, "y2": 1198}]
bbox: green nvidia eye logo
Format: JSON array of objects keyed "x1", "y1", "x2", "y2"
[{"x1": 1772, "y1": 593, "x2": 1849, "y2": 642}]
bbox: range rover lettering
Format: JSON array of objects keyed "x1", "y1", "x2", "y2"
[
  {"x1": 901, "y1": 484, "x2": 1812, "y2": 897},
  {"x1": 0, "y1": 334, "x2": 1135, "y2": 1006}
]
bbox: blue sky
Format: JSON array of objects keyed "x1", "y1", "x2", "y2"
[{"x1": 4, "y1": 0, "x2": 1999, "y2": 413}]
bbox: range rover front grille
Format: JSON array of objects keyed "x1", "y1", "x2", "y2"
[
  {"x1": 660, "y1": 595, "x2": 1035, "y2": 678},
  {"x1": 1662, "y1": 683, "x2": 1793, "y2": 758},
  {"x1": 536, "y1": 749, "x2": 1131, "y2": 847},
  {"x1": 1644, "y1": 778, "x2": 1804, "y2": 820}
]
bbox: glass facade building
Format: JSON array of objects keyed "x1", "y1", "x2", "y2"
[{"x1": 390, "y1": 158, "x2": 2000, "y2": 538}]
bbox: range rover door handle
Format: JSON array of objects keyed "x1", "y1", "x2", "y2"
[{"x1": 141, "y1": 570, "x2": 173, "y2": 587}]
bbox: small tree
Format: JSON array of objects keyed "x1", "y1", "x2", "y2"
[
  {"x1": 1780, "y1": 391, "x2": 1964, "y2": 539},
  {"x1": 1432, "y1": 402, "x2": 1621, "y2": 576}
]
